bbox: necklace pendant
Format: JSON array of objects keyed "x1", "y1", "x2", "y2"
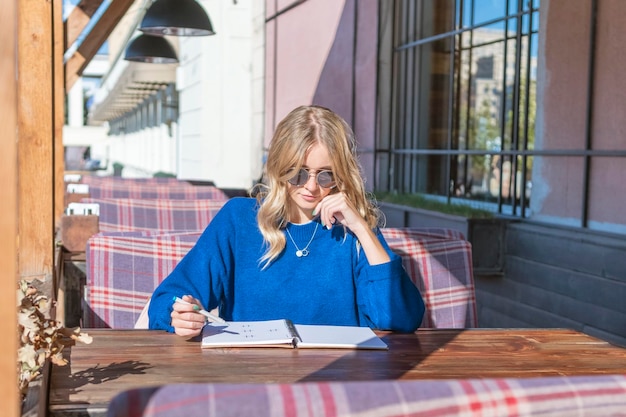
[{"x1": 286, "y1": 222, "x2": 318, "y2": 259}]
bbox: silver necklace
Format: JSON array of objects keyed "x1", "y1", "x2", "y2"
[{"x1": 285, "y1": 222, "x2": 319, "y2": 257}]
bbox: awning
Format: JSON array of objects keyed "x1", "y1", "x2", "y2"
[{"x1": 88, "y1": 57, "x2": 177, "y2": 123}]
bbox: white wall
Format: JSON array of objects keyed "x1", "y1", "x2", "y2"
[
  {"x1": 176, "y1": 0, "x2": 265, "y2": 189},
  {"x1": 109, "y1": 123, "x2": 179, "y2": 177}
]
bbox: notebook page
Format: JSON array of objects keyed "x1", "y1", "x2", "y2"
[
  {"x1": 201, "y1": 319, "x2": 296, "y2": 348},
  {"x1": 293, "y1": 324, "x2": 388, "y2": 350}
]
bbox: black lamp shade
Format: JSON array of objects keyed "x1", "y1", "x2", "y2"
[
  {"x1": 124, "y1": 34, "x2": 178, "y2": 64},
  {"x1": 140, "y1": 0, "x2": 215, "y2": 37}
]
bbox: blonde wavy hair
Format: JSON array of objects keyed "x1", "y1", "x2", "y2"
[{"x1": 252, "y1": 105, "x2": 382, "y2": 268}]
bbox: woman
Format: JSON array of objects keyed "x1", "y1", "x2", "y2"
[{"x1": 148, "y1": 105, "x2": 425, "y2": 336}]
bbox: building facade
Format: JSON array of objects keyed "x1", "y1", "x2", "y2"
[{"x1": 88, "y1": 0, "x2": 626, "y2": 345}]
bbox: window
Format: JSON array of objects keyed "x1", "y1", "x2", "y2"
[{"x1": 377, "y1": 0, "x2": 539, "y2": 217}]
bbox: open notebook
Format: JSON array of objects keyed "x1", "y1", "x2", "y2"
[{"x1": 201, "y1": 319, "x2": 388, "y2": 350}]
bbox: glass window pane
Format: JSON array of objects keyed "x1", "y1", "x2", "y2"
[
  {"x1": 384, "y1": 0, "x2": 539, "y2": 216},
  {"x1": 464, "y1": 0, "x2": 508, "y2": 28},
  {"x1": 415, "y1": 0, "x2": 455, "y2": 41}
]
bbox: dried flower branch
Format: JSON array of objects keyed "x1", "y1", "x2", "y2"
[{"x1": 17, "y1": 280, "x2": 92, "y2": 397}]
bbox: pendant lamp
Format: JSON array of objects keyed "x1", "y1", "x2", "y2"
[
  {"x1": 140, "y1": 0, "x2": 216, "y2": 37},
  {"x1": 124, "y1": 34, "x2": 178, "y2": 64}
]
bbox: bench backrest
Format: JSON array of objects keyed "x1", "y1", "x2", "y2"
[
  {"x1": 84, "y1": 231, "x2": 202, "y2": 328},
  {"x1": 85, "y1": 227, "x2": 476, "y2": 329},
  {"x1": 381, "y1": 228, "x2": 477, "y2": 328},
  {"x1": 80, "y1": 198, "x2": 225, "y2": 232},
  {"x1": 80, "y1": 176, "x2": 185, "y2": 186},
  {"x1": 86, "y1": 183, "x2": 229, "y2": 200},
  {"x1": 107, "y1": 374, "x2": 626, "y2": 417}
]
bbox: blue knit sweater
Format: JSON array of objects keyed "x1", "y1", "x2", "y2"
[{"x1": 148, "y1": 197, "x2": 425, "y2": 332}]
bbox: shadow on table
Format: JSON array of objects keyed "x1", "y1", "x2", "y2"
[
  {"x1": 297, "y1": 329, "x2": 465, "y2": 382},
  {"x1": 52, "y1": 359, "x2": 152, "y2": 399}
]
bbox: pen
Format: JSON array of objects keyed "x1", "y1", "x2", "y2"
[{"x1": 172, "y1": 296, "x2": 228, "y2": 325}]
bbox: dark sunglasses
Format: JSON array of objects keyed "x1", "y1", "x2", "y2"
[{"x1": 287, "y1": 168, "x2": 336, "y2": 188}]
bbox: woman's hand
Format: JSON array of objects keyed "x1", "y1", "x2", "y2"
[
  {"x1": 171, "y1": 294, "x2": 207, "y2": 338},
  {"x1": 314, "y1": 193, "x2": 390, "y2": 265},
  {"x1": 314, "y1": 192, "x2": 364, "y2": 231}
]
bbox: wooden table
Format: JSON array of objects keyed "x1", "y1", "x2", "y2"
[{"x1": 48, "y1": 328, "x2": 626, "y2": 416}]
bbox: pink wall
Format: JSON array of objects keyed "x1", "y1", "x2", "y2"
[
  {"x1": 265, "y1": 0, "x2": 348, "y2": 143},
  {"x1": 352, "y1": 0, "x2": 378, "y2": 188},
  {"x1": 533, "y1": 1, "x2": 589, "y2": 223},
  {"x1": 534, "y1": 0, "x2": 626, "y2": 230},
  {"x1": 587, "y1": 1, "x2": 626, "y2": 226},
  {"x1": 264, "y1": 0, "x2": 379, "y2": 189}
]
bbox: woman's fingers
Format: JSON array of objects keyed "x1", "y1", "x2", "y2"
[
  {"x1": 172, "y1": 314, "x2": 205, "y2": 338},
  {"x1": 317, "y1": 193, "x2": 356, "y2": 228},
  {"x1": 174, "y1": 326, "x2": 201, "y2": 338},
  {"x1": 172, "y1": 300, "x2": 207, "y2": 338}
]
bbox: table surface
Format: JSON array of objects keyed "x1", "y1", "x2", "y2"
[{"x1": 48, "y1": 328, "x2": 626, "y2": 416}]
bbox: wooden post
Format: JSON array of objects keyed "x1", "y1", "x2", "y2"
[
  {"x1": 0, "y1": 0, "x2": 20, "y2": 415},
  {"x1": 17, "y1": 0, "x2": 55, "y2": 284},
  {"x1": 54, "y1": 0, "x2": 66, "y2": 230},
  {"x1": 65, "y1": 0, "x2": 135, "y2": 90}
]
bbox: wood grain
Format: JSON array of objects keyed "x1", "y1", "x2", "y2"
[
  {"x1": 0, "y1": 1, "x2": 20, "y2": 415},
  {"x1": 48, "y1": 328, "x2": 626, "y2": 416},
  {"x1": 54, "y1": 0, "x2": 66, "y2": 231},
  {"x1": 17, "y1": 0, "x2": 54, "y2": 284},
  {"x1": 64, "y1": 0, "x2": 134, "y2": 90}
]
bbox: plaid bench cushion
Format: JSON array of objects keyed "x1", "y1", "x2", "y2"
[
  {"x1": 85, "y1": 227, "x2": 475, "y2": 330},
  {"x1": 80, "y1": 176, "x2": 187, "y2": 186},
  {"x1": 382, "y1": 227, "x2": 466, "y2": 241},
  {"x1": 80, "y1": 198, "x2": 226, "y2": 232},
  {"x1": 381, "y1": 228, "x2": 477, "y2": 328},
  {"x1": 86, "y1": 183, "x2": 229, "y2": 200},
  {"x1": 107, "y1": 374, "x2": 626, "y2": 417},
  {"x1": 84, "y1": 231, "x2": 203, "y2": 328}
]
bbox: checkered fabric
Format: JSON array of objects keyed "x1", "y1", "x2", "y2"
[
  {"x1": 80, "y1": 176, "x2": 187, "y2": 186},
  {"x1": 80, "y1": 198, "x2": 226, "y2": 232},
  {"x1": 382, "y1": 228, "x2": 477, "y2": 328},
  {"x1": 86, "y1": 183, "x2": 229, "y2": 200},
  {"x1": 106, "y1": 374, "x2": 626, "y2": 417},
  {"x1": 381, "y1": 227, "x2": 467, "y2": 241},
  {"x1": 84, "y1": 231, "x2": 203, "y2": 328},
  {"x1": 84, "y1": 227, "x2": 475, "y2": 330}
]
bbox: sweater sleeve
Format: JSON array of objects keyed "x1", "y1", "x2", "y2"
[
  {"x1": 354, "y1": 229, "x2": 425, "y2": 332},
  {"x1": 148, "y1": 200, "x2": 238, "y2": 332}
]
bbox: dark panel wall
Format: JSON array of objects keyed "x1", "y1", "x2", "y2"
[{"x1": 475, "y1": 222, "x2": 626, "y2": 347}]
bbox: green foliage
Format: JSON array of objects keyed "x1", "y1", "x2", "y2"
[
  {"x1": 153, "y1": 171, "x2": 176, "y2": 178},
  {"x1": 374, "y1": 192, "x2": 493, "y2": 219}
]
